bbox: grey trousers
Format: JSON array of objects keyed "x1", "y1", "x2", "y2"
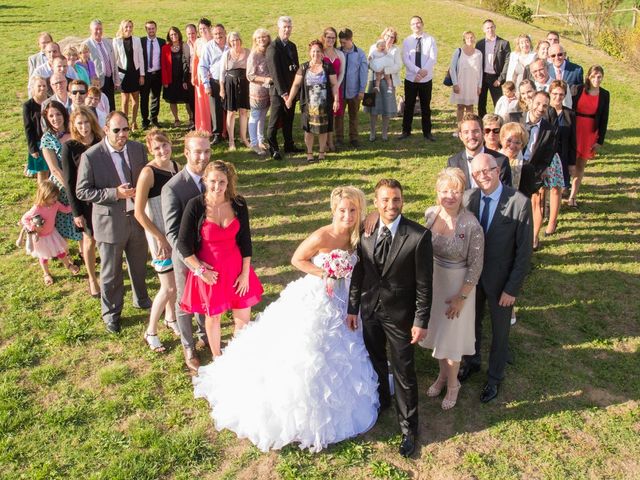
[
  {"x1": 97, "y1": 218, "x2": 150, "y2": 324},
  {"x1": 173, "y1": 254, "x2": 207, "y2": 349}
]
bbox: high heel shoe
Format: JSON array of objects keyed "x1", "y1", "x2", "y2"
[
  {"x1": 427, "y1": 377, "x2": 447, "y2": 397},
  {"x1": 442, "y1": 382, "x2": 461, "y2": 410}
]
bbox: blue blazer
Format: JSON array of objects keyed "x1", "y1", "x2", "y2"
[{"x1": 548, "y1": 60, "x2": 583, "y2": 87}]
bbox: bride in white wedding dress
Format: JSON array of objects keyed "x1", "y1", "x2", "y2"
[{"x1": 193, "y1": 186, "x2": 379, "y2": 452}]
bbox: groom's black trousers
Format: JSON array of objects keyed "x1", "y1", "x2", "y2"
[{"x1": 362, "y1": 301, "x2": 418, "y2": 436}]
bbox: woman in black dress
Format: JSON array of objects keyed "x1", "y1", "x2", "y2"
[
  {"x1": 286, "y1": 40, "x2": 340, "y2": 163},
  {"x1": 161, "y1": 27, "x2": 191, "y2": 127},
  {"x1": 113, "y1": 19, "x2": 144, "y2": 130},
  {"x1": 23, "y1": 75, "x2": 49, "y2": 182},
  {"x1": 61, "y1": 106, "x2": 103, "y2": 297}
]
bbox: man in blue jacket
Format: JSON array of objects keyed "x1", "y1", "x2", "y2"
[{"x1": 337, "y1": 28, "x2": 368, "y2": 149}]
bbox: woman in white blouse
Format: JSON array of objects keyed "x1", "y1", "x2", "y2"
[
  {"x1": 449, "y1": 31, "x2": 482, "y2": 127},
  {"x1": 506, "y1": 34, "x2": 536, "y2": 89},
  {"x1": 112, "y1": 19, "x2": 144, "y2": 130}
]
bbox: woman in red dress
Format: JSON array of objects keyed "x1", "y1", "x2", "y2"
[
  {"x1": 569, "y1": 65, "x2": 610, "y2": 207},
  {"x1": 322, "y1": 27, "x2": 345, "y2": 152},
  {"x1": 193, "y1": 18, "x2": 214, "y2": 134},
  {"x1": 178, "y1": 160, "x2": 263, "y2": 359}
]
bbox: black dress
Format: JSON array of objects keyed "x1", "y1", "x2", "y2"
[
  {"x1": 120, "y1": 37, "x2": 140, "y2": 93},
  {"x1": 60, "y1": 138, "x2": 101, "y2": 236},
  {"x1": 163, "y1": 48, "x2": 188, "y2": 104}
]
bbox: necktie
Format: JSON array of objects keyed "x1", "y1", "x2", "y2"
[
  {"x1": 374, "y1": 226, "x2": 392, "y2": 273},
  {"x1": 555, "y1": 66, "x2": 562, "y2": 80},
  {"x1": 149, "y1": 39, "x2": 154, "y2": 71},
  {"x1": 115, "y1": 150, "x2": 132, "y2": 185},
  {"x1": 415, "y1": 37, "x2": 422, "y2": 68},
  {"x1": 199, "y1": 178, "x2": 206, "y2": 193},
  {"x1": 480, "y1": 196, "x2": 491, "y2": 233},
  {"x1": 97, "y1": 41, "x2": 112, "y2": 77}
]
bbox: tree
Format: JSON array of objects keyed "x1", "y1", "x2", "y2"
[{"x1": 566, "y1": 0, "x2": 623, "y2": 45}]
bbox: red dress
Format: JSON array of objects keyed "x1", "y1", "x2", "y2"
[
  {"x1": 193, "y1": 40, "x2": 212, "y2": 134},
  {"x1": 181, "y1": 218, "x2": 263, "y2": 316},
  {"x1": 324, "y1": 55, "x2": 344, "y2": 116},
  {"x1": 575, "y1": 90, "x2": 599, "y2": 160}
]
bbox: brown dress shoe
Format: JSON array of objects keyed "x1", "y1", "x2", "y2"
[{"x1": 183, "y1": 347, "x2": 200, "y2": 373}]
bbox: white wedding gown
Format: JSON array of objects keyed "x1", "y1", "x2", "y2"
[{"x1": 193, "y1": 250, "x2": 379, "y2": 452}]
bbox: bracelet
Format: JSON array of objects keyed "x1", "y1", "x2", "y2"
[
  {"x1": 460, "y1": 293, "x2": 468, "y2": 300},
  {"x1": 194, "y1": 265, "x2": 206, "y2": 278}
]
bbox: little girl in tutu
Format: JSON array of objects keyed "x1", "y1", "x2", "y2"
[{"x1": 21, "y1": 180, "x2": 80, "y2": 285}]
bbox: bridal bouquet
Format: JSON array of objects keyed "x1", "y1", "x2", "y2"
[{"x1": 321, "y1": 250, "x2": 355, "y2": 279}]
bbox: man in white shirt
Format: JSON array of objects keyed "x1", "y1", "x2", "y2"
[
  {"x1": 28, "y1": 32, "x2": 53, "y2": 77},
  {"x1": 86, "y1": 19, "x2": 118, "y2": 112},
  {"x1": 199, "y1": 24, "x2": 228, "y2": 144},
  {"x1": 140, "y1": 20, "x2": 165, "y2": 128},
  {"x1": 400, "y1": 16, "x2": 437, "y2": 141},
  {"x1": 529, "y1": 58, "x2": 572, "y2": 108}
]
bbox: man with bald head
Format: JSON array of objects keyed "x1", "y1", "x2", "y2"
[
  {"x1": 458, "y1": 153, "x2": 532, "y2": 402},
  {"x1": 547, "y1": 43, "x2": 583, "y2": 96}
]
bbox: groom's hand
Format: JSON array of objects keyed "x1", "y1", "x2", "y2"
[
  {"x1": 346, "y1": 314, "x2": 358, "y2": 331},
  {"x1": 410, "y1": 326, "x2": 427, "y2": 344}
]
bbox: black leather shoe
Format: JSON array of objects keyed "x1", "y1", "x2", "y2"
[
  {"x1": 105, "y1": 321, "x2": 121, "y2": 334},
  {"x1": 134, "y1": 299, "x2": 152, "y2": 309},
  {"x1": 480, "y1": 383, "x2": 499, "y2": 403},
  {"x1": 398, "y1": 132, "x2": 411, "y2": 140},
  {"x1": 399, "y1": 432, "x2": 416, "y2": 457},
  {"x1": 458, "y1": 363, "x2": 480, "y2": 382},
  {"x1": 211, "y1": 134, "x2": 223, "y2": 145},
  {"x1": 424, "y1": 133, "x2": 436, "y2": 142},
  {"x1": 271, "y1": 150, "x2": 282, "y2": 160}
]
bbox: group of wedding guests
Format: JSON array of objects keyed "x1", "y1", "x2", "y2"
[{"x1": 19, "y1": 13, "x2": 612, "y2": 458}]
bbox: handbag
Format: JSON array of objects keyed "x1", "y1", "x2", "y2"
[
  {"x1": 362, "y1": 81, "x2": 377, "y2": 107},
  {"x1": 443, "y1": 48, "x2": 461, "y2": 87}
]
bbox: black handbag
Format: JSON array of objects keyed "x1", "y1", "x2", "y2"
[
  {"x1": 362, "y1": 91, "x2": 376, "y2": 107},
  {"x1": 443, "y1": 48, "x2": 461, "y2": 87}
]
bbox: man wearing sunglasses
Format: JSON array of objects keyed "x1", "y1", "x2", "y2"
[
  {"x1": 77, "y1": 111, "x2": 151, "y2": 334},
  {"x1": 68, "y1": 79, "x2": 88, "y2": 111},
  {"x1": 547, "y1": 43, "x2": 583, "y2": 96},
  {"x1": 459, "y1": 153, "x2": 532, "y2": 402},
  {"x1": 447, "y1": 112, "x2": 511, "y2": 190}
]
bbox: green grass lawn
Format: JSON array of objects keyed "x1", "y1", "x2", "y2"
[{"x1": 1, "y1": 1, "x2": 639, "y2": 478}]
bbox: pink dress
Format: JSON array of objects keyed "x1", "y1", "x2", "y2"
[
  {"x1": 324, "y1": 55, "x2": 344, "y2": 116},
  {"x1": 193, "y1": 39, "x2": 212, "y2": 134},
  {"x1": 21, "y1": 202, "x2": 71, "y2": 259},
  {"x1": 575, "y1": 91, "x2": 599, "y2": 160},
  {"x1": 180, "y1": 218, "x2": 263, "y2": 316}
]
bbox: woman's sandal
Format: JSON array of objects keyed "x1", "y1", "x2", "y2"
[
  {"x1": 144, "y1": 332, "x2": 165, "y2": 353},
  {"x1": 43, "y1": 273, "x2": 54, "y2": 286},
  {"x1": 163, "y1": 319, "x2": 181, "y2": 337},
  {"x1": 442, "y1": 382, "x2": 461, "y2": 410},
  {"x1": 318, "y1": 151, "x2": 326, "y2": 162},
  {"x1": 427, "y1": 377, "x2": 447, "y2": 397},
  {"x1": 306, "y1": 151, "x2": 316, "y2": 163}
]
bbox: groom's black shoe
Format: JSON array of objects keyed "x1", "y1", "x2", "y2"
[
  {"x1": 480, "y1": 383, "x2": 499, "y2": 403},
  {"x1": 399, "y1": 432, "x2": 416, "y2": 457},
  {"x1": 458, "y1": 363, "x2": 480, "y2": 382}
]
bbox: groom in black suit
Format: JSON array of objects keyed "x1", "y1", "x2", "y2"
[
  {"x1": 458, "y1": 153, "x2": 532, "y2": 402},
  {"x1": 347, "y1": 179, "x2": 433, "y2": 457}
]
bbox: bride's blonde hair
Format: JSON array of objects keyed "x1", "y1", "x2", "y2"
[{"x1": 330, "y1": 186, "x2": 366, "y2": 249}]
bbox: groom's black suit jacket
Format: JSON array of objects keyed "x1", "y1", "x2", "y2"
[{"x1": 348, "y1": 216, "x2": 433, "y2": 329}]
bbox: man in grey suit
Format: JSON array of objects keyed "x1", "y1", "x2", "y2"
[
  {"x1": 86, "y1": 19, "x2": 118, "y2": 111},
  {"x1": 458, "y1": 153, "x2": 532, "y2": 403},
  {"x1": 77, "y1": 111, "x2": 151, "y2": 333},
  {"x1": 161, "y1": 130, "x2": 211, "y2": 372}
]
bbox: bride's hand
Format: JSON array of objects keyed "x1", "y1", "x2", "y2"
[
  {"x1": 234, "y1": 271, "x2": 250, "y2": 296},
  {"x1": 363, "y1": 212, "x2": 379, "y2": 237},
  {"x1": 324, "y1": 276, "x2": 336, "y2": 297}
]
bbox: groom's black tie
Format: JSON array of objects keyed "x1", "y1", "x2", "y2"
[{"x1": 374, "y1": 226, "x2": 392, "y2": 273}]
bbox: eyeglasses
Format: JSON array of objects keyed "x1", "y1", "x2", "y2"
[
  {"x1": 549, "y1": 53, "x2": 564, "y2": 58},
  {"x1": 473, "y1": 166, "x2": 499, "y2": 176},
  {"x1": 70, "y1": 90, "x2": 87, "y2": 95},
  {"x1": 111, "y1": 127, "x2": 130, "y2": 133},
  {"x1": 484, "y1": 128, "x2": 500, "y2": 134}
]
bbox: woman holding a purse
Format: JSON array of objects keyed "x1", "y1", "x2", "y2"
[{"x1": 449, "y1": 31, "x2": 482, "y2": 130}]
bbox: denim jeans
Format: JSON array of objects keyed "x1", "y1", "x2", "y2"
[{"x1": 248, "y1": 107, "x2": 268, "y2": 146}]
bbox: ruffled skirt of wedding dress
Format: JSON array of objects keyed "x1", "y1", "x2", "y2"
[{"x1": 193, "y1": 274, "x2": 380, "y2": 452}]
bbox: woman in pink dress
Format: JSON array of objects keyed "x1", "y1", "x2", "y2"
[
  {"x1": 569, "y1": 65, "x2": 610, "y2": 208},
  {"x1": 322, "y1": 27, "x2": 345, "y2": 152},
  {"x1": 178, "y1": 160, "x2": 263, "y2": 359},
  {"x1": 193, "y1": 18, "x2": 213, "y2": 134}
]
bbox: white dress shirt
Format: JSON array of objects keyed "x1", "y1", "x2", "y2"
[
  {"x1": 402, "y1": 34, "x2": 437, "y2": 83},
  {"x1": 105, "y1": 140, "x2": 134, "y2": 211},
  {"x1": 146, "y1": 37, "x2": 161, "y2": 73},
  {"x1": 377, "y1": 214, "x2": 402, "y2": 242}
]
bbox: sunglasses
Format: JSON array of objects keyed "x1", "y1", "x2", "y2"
[
  {"x1": 484, "y1": 128, "x2": 500, "y2": 134},
  {"x1": 111, "y1": 127, "x2": 130, "y2": 133},
  {"x1": 70, "y1": 90, "x2": 87, "y2": 95},
  {"x1": 549, "y1": 53, "x2": 564, "y2": 58}
]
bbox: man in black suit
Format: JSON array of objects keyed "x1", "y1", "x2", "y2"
[
  {"x1": 476, "y1": 19, "x2": 510, "y2": 117},
  {"x1": 458, "y1": 153, "x2": 532, "y2": 402},
  {"x1": 347, "y1": 179, "x2": 432, "y2": 457},
  {"x1": 265, "y1": 15, "x2": 302, "y2": 160},
  {"x1": 140, "y1": 20, "x2": 165, "y2": 128},
  {"x1": 447, "y1": 113, "x2": 512, "y2": 189}
]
